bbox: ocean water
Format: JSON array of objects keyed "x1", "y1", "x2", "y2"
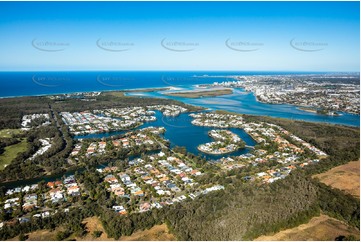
[
  {"x1": 0, "y1": 71, "x2": 359, "y2": 188},
  {"x1": 0, "y1": 71, "x2": 359, "y2": 127},
  {"x1": 0, "y1": 71, "x2": 326, "y2": 98}
]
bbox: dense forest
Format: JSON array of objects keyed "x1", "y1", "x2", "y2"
[
  {"x1": 164, "y1": 172, "x2": 319, "y2": 240},
  {"x1": 0, "y1": 97, "x2": 50, "y2": 130}
]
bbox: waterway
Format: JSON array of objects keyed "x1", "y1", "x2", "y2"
[
  {"x1": 0, "y1": 71, "x2": 358, "y2": 126},
  {"x1": 126, "y1": 87, "x2": 360, "y2": 127},
  {"x1": 75, "y1": 111, "x2": 257, "y2": 159},
  {"x1": 1, "y1": 111, "x2": 256, "y2": 189},
  {"x1": 0, "y1": 71, "x2": 359, "y2": 188}
]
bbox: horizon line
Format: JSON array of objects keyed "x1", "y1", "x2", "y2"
[{"x1": 0, "y1": 70, "x2": 359, "y2": 73}]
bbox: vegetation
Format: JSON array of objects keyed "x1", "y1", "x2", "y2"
[
  {"x1": 313, "y1": 161, "x2": 359, "y2": 197},
  {"x1": 51, "y1": 91, "x2": 201, "y2": 114},
  {"x1": 164, "y1": 172, "x2": 320, "y2": 240},
  {"x1": 0, "y1": 129, "x2": 23, "y2": 138},
  {"x1": 0, "y1": 138, "x2": 28, "y2": 170},
  {"x1": 0, "y1": 206, "x2": 94, "y2": 240},
  {"x1": 92, "y1": 230, "x2": 102, "y2": 238},
  {"x1": 336, "y1": 235, "x2": 358, "y2": 241},
  {"x1": 0, "y1": 123, "x2": 67, "y2": 181},
  {"x1": 316, "y1": 180, "x2": 360, "y2": 228},
  {"x1": 243, "y1": 114, "x2": 360, "y2": 174},
  {"x1": 149, "y1": 115, "x2": 359, "y2": 240},
  {"x1": 255, "y1": 215, "x2": 360, "y2": 241},
  {"x1": 0, "y1": 92, "x2": 202, "y2": 130},
  {"x1": 0, "y1": 97, "x2": 50, "y2": 130},
  {"x1": 18, "y1": 233, "x2": 28, "y2": 241}
]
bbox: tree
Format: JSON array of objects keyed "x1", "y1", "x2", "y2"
[
  {"x1": 92, "y1": 230, "x2": 103, "y2": 238},
  {"x1": 18, "y1": 233, "x2": 28, "y2": 241},
  {"x1": 56, "y1": 230, "x2": 71, "y2": 241},
  {"x1": 335, "y1": 235, "x2": 357, "y2": 241}
]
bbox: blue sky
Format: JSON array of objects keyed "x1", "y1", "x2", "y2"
[{"x1": 0, "y1": 1, "x2": 359, "y2": 71}]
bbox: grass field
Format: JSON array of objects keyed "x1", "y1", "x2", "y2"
[
  {"x1": 105, "y1": 91, "x2": 126, "y2": 98},
  {"x1": 75, "y1": 217, "x2": 175, "y2": 241},
  {"x1": 7, "y1": 217, "x2": 112, "y2": 241},
  {"x1": 118, "y1": 223, "x2": 175, "y2": 241},
  {"x1": 74, "y1": 216, "x2": 114, "y2": 241},
  {"x1": 313, "y1": 160, "x2": 360, "y2": 198},
  {"x1": 0, "y1": 138, "x2": 28, "y2": 170},
  {"x1": 254, "y1": 214, "x2": 360, "y2": 241},
  {"x1": 0, "y1": 129, "x2": 22, "y2": 138}
]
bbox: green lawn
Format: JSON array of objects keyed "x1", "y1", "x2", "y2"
[
  {"x1": 0, "y1": 138, "x2": 28, "y2": 170},
  {"x1": 0, "y1": 129, "x2": 23, "y2": 138}
]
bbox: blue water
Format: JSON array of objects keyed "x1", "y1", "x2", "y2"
[
  {"x1": 0, "y1": 71, "x2": 328, "y2": 98},
  {"x1": 75, "y1": 111, "x2": 257, "y2": 160},
  {"x1": 0, "y1": 71, "x2": 359, "y2": 188},
  {"x1": 126, "y1": 88, "x2": 360, "y2": 127},
  {"x1": 1, "y1": 111, "x2": 256, "y2": 188},
  {"x1": 0, "y1": 71, "x2": 359, "y2": 127}
]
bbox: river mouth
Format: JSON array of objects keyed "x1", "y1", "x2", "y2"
[{"x1": 125, "y1": 87, "x2": 360, "y2": 127}]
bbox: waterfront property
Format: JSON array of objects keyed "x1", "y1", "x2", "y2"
[
  {"x1": 208, "y1": 75, "x2": 360, "y2": 115},
  {"x1": 198, "y1": 129, "x2": 244, "y2": 155},
  {"x1": 61, "y1": 105, "x2": 187, "y2": 135},
  {"x1": 0, "y1": 109, "x2": 331, "y2": 225}
]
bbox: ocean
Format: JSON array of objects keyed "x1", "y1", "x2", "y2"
[
  {"x1": 0, "y1": 71, "x2": 359, "y2": 127},
  {"x1": 0, "y1": 71, "x2": 328, "y2": 98},
  {"x1": 0, "y1": 71, "x2": 359, "y2": 188}
]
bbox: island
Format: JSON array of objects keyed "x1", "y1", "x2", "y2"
[
  {"x1": 297, "y1": 107, "x2": 318, "y2": 114},
  {"x1": 198, "y1": 129, "x2": 245, "y2": 154},
  {"x1": 298, "y1": 107, "x2": 341, "y2": 116},
  {"x1": 165, "y1": 88, "x2": 233, "y2": 98}
]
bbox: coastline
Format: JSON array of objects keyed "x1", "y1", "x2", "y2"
[
  {"x1": 0, "y1": 86, "x2": 173, "y2": 99},
  {"x1": 0, "y1": 79, "x2": 359, "y2": 127}
]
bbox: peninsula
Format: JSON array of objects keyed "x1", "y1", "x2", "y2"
[{"x1": 165, "y1": 88, "x2": 233, "y2": 98}]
